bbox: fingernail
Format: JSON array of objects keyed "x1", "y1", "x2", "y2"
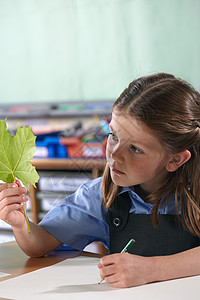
[
  {"x1": 23, "y1": 195, "x2": 29, "y2": 201},
  {"x1": 20, "y1": 187, "x2": 27, "y2": 193},
  {"x1": 11, "y1": 184, "x2": 18, "y2": 188}
]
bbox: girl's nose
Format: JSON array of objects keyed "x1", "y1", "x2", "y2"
[{"x1": 111, "y1": 147, "x2": 124, "y2": 163}]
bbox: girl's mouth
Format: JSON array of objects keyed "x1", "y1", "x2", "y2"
[{"x1": 111, "y1": 166, "x2": 125, "y2": 175}]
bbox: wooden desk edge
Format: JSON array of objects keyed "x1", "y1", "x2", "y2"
[{"x1": 0, "y1": 241, "x2": 103, "y2": 283}]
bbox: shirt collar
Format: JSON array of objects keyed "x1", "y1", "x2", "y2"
[{"x1": 117, "y1": 186, "x2": 179, "y2": 214}]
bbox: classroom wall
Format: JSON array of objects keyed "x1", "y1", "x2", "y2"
[{"x1": 0, "y1": 0, "x2": 200, "y2": 104}]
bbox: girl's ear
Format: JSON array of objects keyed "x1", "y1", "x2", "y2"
[{"x1": 166, "y1": 150, "x2": 191, "y2": 172}]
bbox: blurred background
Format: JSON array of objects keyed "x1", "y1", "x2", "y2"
[
  {"x1": 0, "y1": 0, "x2": 200, "y2": 247},
  {"x1": 0, "y1": 0, "x2": 200, "y2": 105}
]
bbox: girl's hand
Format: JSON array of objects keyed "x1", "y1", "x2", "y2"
[
  {"x1": 98, "y1": 253, "x2": 154, "y2": 288},
  {"x1": 0, "y1": 180, "x2": 29, "y2": 230}
]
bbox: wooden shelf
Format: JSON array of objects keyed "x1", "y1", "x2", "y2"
[{"x1": 31, "y1": 158, "x2": 106, "y2": 171}]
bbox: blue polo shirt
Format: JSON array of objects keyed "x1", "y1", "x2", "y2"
[{"x1": 39, "y1": 177, "x2": 178, "y2": 250}]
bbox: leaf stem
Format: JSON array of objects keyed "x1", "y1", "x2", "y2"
[
  {"x1": 14, "y1": 178, "x2": 30, "y2": 234},
  {"x1": 22, "y1": 206, "x2": 30, "y2": 234}
]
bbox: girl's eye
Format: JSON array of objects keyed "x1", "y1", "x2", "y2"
[
  {"x1": 108, "y1": 132, "x2": 118, "y2": 142},
  {"x1": 131, "y1": 145, "x2": 143, "y2": 154}
]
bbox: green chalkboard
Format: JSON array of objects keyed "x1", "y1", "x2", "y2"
[{"x1": 0, "y1": 0, "x2": 199, "y2": 104}]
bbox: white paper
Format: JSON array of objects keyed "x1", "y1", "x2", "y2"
[
  {"x1": 0, "y1": 256, "x2": 199, "y2": 300},
  {"x1": 0, "y1": 271, "x2": 10, "y2": 279}
]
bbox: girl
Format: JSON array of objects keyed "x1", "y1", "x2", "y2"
[{"x1": 0, "y1": 73, "x2": 200, "y2": 288}]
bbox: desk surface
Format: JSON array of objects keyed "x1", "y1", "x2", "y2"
[
  {"x1": 0, "y1": 241, "x2": 101, "y2": 283},
  {"x1": 0, "y1": 242, "x2": 200, "y2": 300}
]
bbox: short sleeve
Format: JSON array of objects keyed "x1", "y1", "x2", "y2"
[{"x1": 39, "y1": 177, "x2": 109, "y2": 250}]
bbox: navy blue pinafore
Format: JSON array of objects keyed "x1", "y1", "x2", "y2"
[{"x1": 107, "y1": 192, "x2": 200, "y2": 256}]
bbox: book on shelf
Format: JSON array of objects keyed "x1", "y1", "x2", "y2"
[
  {"x1": 37, "y1": 191, "x2": 72, "y2": 211},
  {"x1": 38, "y1": 171, "x2": 92, "y2": 193}
]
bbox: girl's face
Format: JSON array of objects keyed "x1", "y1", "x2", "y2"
[{"x1": 106, "y1": 111, "x2": 171, "y2": 194}]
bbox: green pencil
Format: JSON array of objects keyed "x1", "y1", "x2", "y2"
[
  {"x1": 120, "y1": 238, "x2": 135, "y2": 253},
  {"x1": 98, "y1": 238, "x2": 135, "y2": 284}
]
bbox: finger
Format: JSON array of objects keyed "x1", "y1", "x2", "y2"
[
  {"x1": 103, "y1": 271, "x2": 128, "y2": 288},
  {"x1": 99, "y1": 263, "x2": 119, "y2": 285},
  {"x1": 100, "y1": 263, "x2": 117, "y2": 278},
  {"x1": 100, "y1": 253, "x2": 121, "y2": 266},
  {"x1": 0, "y1": 194, "x2": 29, "y2": 210},
  {"x1": 0, "y1": 186, "x2": 27, "y2": 200},
  {"x1": 0, "y1": 203, "x2": 24, "y2": 220},
  {"x1": 109, "y1": 280, "x2": 126, "y2": 288},
  {"x1": 104, "y1": 273, "x2": 119, "y2": 285},
  {"x1": 0, "y1": 183, "x2": 17, "y2": 192},
  {"x1": 15, "y1": 179, "x2": 23, "y2": 187},
  {"x1": 98, "y1": 263, "x2": 103, "y2": 269}
]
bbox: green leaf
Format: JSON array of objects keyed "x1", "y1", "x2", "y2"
[{"x1": 0, "y1": 119, "x2": 39, "y2": 189}]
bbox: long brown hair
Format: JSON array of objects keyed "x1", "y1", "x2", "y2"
[{"x1": 102, "y1": 73, "x2": 200, "y2": 236}]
